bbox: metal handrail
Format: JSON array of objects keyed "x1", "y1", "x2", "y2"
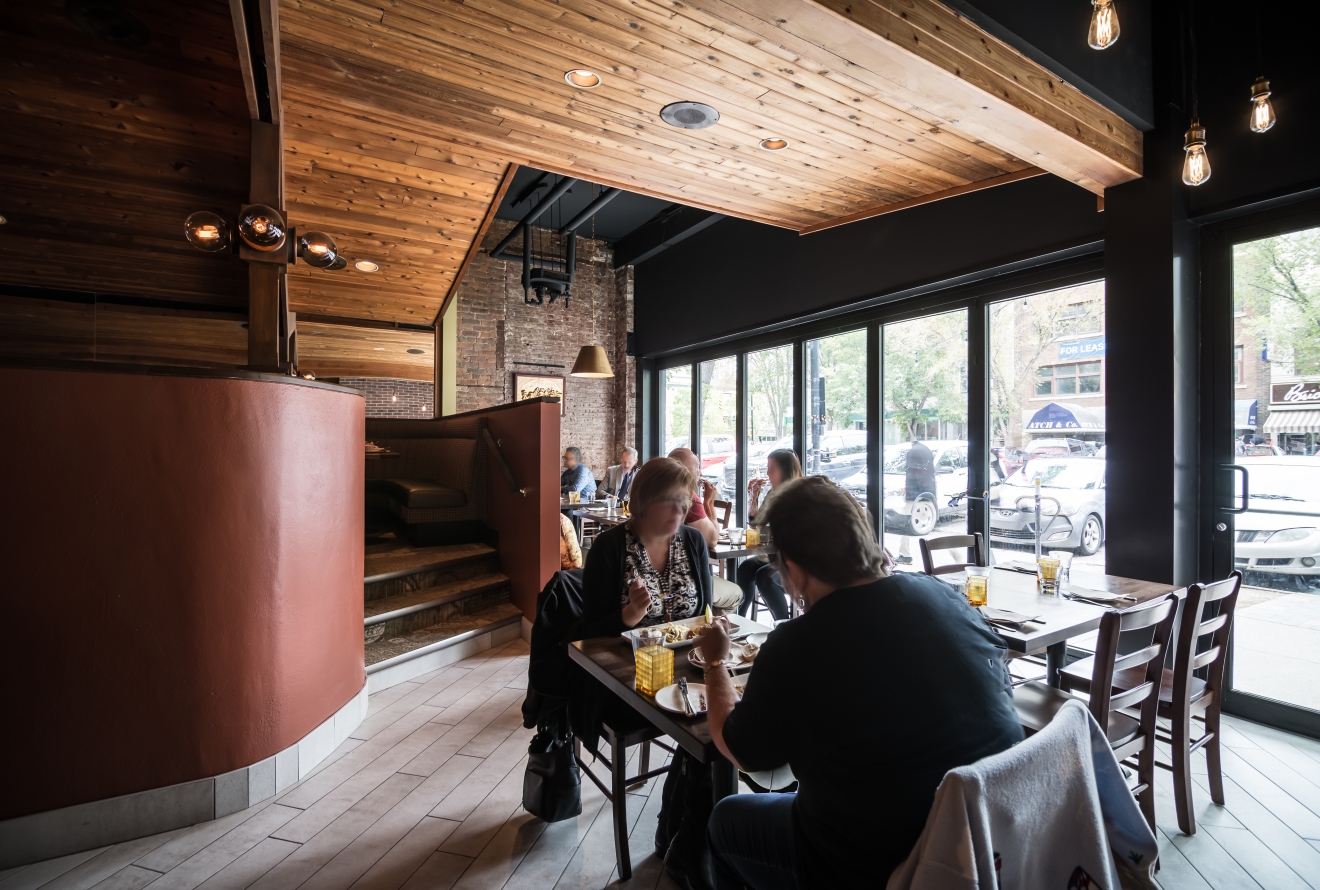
[{"x1": 482, "y1": 428, "x2": 526, "y2": 497}]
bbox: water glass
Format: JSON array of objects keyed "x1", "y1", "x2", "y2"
[
  {"x1": 964, "y1": 566, "x2": 990, "y2": 607},
  {"x1": 1037, "y1": 555, "x2": 1062, "y2": 596},
  {"x1": 1047, "y1": 550, "x2": 1073, "y2": 595}
]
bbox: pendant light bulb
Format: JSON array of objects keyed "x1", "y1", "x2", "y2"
[
  {"x1": 1182, "y1": 121, "x2": 1211, "y2": 186},
  {"x1": 1249, "y1": 77, "x2": 1276, "y2": 133},
  {"x1": 1088, "y1": 0, "x2": 1120, "y2": 49}
]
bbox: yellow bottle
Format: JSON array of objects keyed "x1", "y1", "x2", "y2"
[{"x1": 635, "y1": 643, "x2": 674, "y2": 696}]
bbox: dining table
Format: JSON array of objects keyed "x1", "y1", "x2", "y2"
[
  {"x1": 568, "y1": 616, "x2": 776, "y2": 802},
  {"x1": 969, "y1": 563, "x2": 1183, "y2": 686}
]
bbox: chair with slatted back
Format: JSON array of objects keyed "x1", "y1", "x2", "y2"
[
  {"x1": 1060, "y1": 573, "x2": 1241, "y2": 835},
  {"x1": 710, "y1": 499, "x2": 734, "y2": 578},
  {"x1": 1014, "y1": 593, "x2": 1179, "y2": 834},
  {"x1": 918, "y1": 532, "x2": 986, "y2": 575}
]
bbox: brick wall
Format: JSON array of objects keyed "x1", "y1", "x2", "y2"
[
  {"x1": 453, "y1": 219, "x2": 634, "y2": 477},
  {"x1": 341, "y1": 377, "x2": 435, "y2": 419}
]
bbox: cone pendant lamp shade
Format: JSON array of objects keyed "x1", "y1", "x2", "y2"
[{"x1": 571, "y1": 344, "x2": 614, "y2": 378}]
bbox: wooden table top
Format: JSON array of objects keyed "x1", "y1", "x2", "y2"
[
  {"x1": 975, "y1": 566, "x2": 1183, "y2": 653},
  {"x1": 568, "y1": 618, "x2": 774, "y2": 764},
  {"x1": 712, "y1": 542, "x2": 776, "y2": 560},
  {"x1": 571, "y1": 507, "x2": 627, "y2": 527}
]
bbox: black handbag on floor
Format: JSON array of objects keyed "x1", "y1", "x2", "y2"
[{"x1": 523, "y1": 727, "x2": 583, "y2": 822}]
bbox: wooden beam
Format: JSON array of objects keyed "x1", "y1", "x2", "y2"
[
  {"x1": 246, "y1": 121, "x2": 284, "y2": 370},
  {"x1": 227, "y1": 0, "x2": 260, "y2": 120},
  {"x1": 799, "y1": 168, "x2": 1047, "y2": 235},
  {"x1": 432, "y1": 162, "x2": 518, "y2": 327},
  {"x1": 433, "y1": 323, "x2": 443, "y2": 419},
  {"x1": 257, "y1": 0, "x2": 284, "y2": 126}
]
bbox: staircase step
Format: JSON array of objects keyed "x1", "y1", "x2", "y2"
[
  {"x1": 365, "y1": 541, "x2": 499, "y2": 604},
  {"x1": 364, "y1": 573, "x2": 511, "y2": 641},
  {"x1": 364, "y1": 603, "x2": 524, "y2": 692}
]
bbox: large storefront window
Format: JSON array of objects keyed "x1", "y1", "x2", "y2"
[
  {"x1": 805, "y1": 331, "x2": 867, "y2": 495},
  {"x1": 699, "y1": 357, "x2": 738, "y2": 499},
  {"x1": 662, "y1": 366, "x2": 691, "y2": 454},
  {"x1": 988, "y1": 282, "x2": 1106, "y2": 570}
]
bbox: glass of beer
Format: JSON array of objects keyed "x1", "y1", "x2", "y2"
[
  {"x1": 1037, "y1": 555, "x2": 1062, "y2": 596},
  {"x1": 745, "y1": 526, "x2": 761, "y2": 547},
  {"x1": 964, "y1": 566, "x2": 990, "y2": 607}
]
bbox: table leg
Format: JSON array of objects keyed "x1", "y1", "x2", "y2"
[
  {"x1": 711, "y1": 759, "x2": 738, "y2": 805},
  {"x1": 1046, "y1": 641, "x2": 1066, "y2": 688}
]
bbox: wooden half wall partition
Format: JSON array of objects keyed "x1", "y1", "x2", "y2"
[{"x1": 0, "y1": 362, "x2": 366, "y2": 867}]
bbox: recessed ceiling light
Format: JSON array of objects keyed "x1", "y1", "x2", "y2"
[
  {"x1": 564, "y1": 69, "x2": 602, "y2": 89},
  {"x1": 407, "y1": 349, "x2": 425, "y2": 355},
  {"x1": 660, "y1": 102, "x2": 719, "y2": 130},
  {"x1": 354, "y1": 259, "x2": 379, "y2": 273},
  {"x1": 759, "y1": 137, "x2": 790, "y2": 151},
  {"x1": 0, "y1": 214, "x2": 8, "y2": 224}
]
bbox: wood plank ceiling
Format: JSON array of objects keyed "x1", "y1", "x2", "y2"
[{"x1": 278, "y1": 0, "x2": 1141, "y2": 323}]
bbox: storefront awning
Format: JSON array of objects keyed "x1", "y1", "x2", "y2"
[
  {"x1": 1262, "y1": 409, "x2": 1320, "y2": 434},
  {"x1": 1023, "y1": 402, "x2": 1105, "y2": 433},
  {"x1": 1235, "y1": 398, "x2": 1258, "y2": 430}
]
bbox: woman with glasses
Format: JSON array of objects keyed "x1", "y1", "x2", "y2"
[{"x1": 580, "y1": 457, "x2": 713, "y2": 634}]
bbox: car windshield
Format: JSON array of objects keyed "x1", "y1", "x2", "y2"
[
  {"x1": 1005, "y1": 459, "x2": 1102, "y2": 489},
  {"x1": 1246, "y1": 465, "x2": 1320, "y2": 505}
]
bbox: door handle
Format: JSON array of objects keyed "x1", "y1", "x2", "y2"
[{"x1": 1225, "y1": 464, "x2": 1249, "y2": 514}]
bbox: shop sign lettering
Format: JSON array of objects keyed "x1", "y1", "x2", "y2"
[{"x1": 1272, "y1": 381, "x2": 1320, "y2": 404}]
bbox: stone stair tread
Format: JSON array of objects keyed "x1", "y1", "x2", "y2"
[
  {"x1": 364, "y1": 541, "x2": 496, "y2": 584},
  {"x1": 364, "y1": 602, "x2": 524, "y2": 667},
  {"x1": 364, "y1": 573, "x2": 510, "y2": 624}
]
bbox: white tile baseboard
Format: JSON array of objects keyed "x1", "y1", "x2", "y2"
[{"x1": 0, "y1": 681, "x2": 368, "y2": 869}]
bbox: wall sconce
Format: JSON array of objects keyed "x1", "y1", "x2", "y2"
[
  {"x1": 184, "y1": 211, "x2": 230, "y2": 252},
  {"x1": 298, "y1": 231, "x2": 338, "y2": 268},
  {"x1": 237, "y1": 204, "x2": 286, "y2": 252}
]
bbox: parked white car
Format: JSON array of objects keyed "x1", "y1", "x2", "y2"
[
  {"x1": 842, "y1": 440, "x2": 969, "y2": 535},
  {"x1": 1234, "y1": 459, "x2": 1320, "y2": 583}
]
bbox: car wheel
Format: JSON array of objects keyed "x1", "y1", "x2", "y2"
[
  {"x1": 908, "y1": 498, "x2": 938, "y2": 536},
  {"x1": 1076, "y1": 514, "x2": 1104, "y2": 556}
]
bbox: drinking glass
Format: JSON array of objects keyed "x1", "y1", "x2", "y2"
[
  {"x1": 635, "y1": 628, "x2": 673, "y2": 696},
  {"x1": 964, "y1": 566, "x2": 990, "y2": 607},
  {"x1": 1037, "y1": 555, "x2": 1062, "y2": 596},
  {"x1": 745, "y1": 527, "x2": 761, "y2": 547},
  {"x1": 1047, "y1": 550, "x2": 1073, "y2": 595}
]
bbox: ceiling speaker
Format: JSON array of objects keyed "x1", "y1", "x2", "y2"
[{"x1": 660, "y1": 102, "x2": 719, "y2": 130}]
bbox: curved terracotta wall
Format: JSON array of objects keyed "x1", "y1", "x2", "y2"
[{"x1": 0, "y1": 365, "x2": 365, "y2": 820}]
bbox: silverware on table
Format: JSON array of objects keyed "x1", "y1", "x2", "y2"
[{"x1": 678, "y1": 677, "x2": 696, "y2": 716}]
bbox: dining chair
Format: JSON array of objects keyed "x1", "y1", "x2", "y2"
[
  {"x1": 918, "y1": 532, "x2": 986, "y2": 575},
  {"x1": 575, "y1": 723, "x2": 674, "y2": 880},
  {"x1": 1013, "y1": 593, "x2": 1179, "y2": 834},
  {"x1": 1060, "y1": 573, "x2": 1241, "y2": 835},
  {"x1": 711, "y1": 499, "x2": 734, "y2": 578}
]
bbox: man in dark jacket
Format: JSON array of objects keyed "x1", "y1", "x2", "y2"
[{"x1": 895, "y1": 438, "x2": 936, "y2": 565}]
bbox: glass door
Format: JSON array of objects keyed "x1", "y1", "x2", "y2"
[
  {"x1": 881, "y1": 309, "x2": 969, "y2": 571},
  {"x1": 1226, "y1": 224, "x2": 1320, "y2": 715}
]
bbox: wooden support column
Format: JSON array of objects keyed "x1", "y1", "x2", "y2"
[
  {"x1": 433, "y1": 323, "x2": 442, "y2": 419},
  {"x1": 246, "y1": 120, "x2": 285, "y2": 371}
]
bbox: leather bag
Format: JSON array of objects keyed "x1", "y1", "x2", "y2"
[{"x1": 523, "y1": 728, "x2": 583, "y2": 822}]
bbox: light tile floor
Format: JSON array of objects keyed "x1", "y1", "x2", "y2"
[{"x1": 6, "y1": 637, "x2": 1320, "y2": 890}]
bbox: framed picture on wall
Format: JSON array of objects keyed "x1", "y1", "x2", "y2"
[{"x1": 513, "y1": 373, "x2": 566, "y2": 415}]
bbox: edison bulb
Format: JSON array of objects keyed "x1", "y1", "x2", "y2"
[
  {"x1": 1182, "y1": 122, "x2": 1211, "y2": 186},
  {"x1": 1250, "y1": 77, "x2": 1276, "y2": 133},
  {"x1": 184, "y1": 210, "x2": 230, "y2": 253},
  {"x1": 1088, "y1": 0, "x2": 1119, "y2": 49},
  {"x1": 237, "y1": 204, "x2": 286, "y2": 252},
  {"x1": 298, "y1": 231, "x2": 338, "y2": 269}
]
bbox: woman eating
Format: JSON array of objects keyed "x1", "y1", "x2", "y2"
[
  {"x1": 580, "y1": 456, "x2": 713, "y2": 635},
  {"x1": 737, "y1": 448, "x2": 802, "y2": 621}
]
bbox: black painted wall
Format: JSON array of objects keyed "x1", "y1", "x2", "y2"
[{"x1": 634, "y1": 175, "x2": 1103, "y2": 356}]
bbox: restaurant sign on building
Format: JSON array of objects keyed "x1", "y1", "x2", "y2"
[
  {"x1": 1271, "y1": 380, "x2": 1320, "y2": 404},
  {"x1": 1056, "y1": 336, "x2": 1106, "y2": 360}
]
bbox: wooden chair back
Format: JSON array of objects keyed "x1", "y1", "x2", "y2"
[
  {"x1": 1171, "y1": 571, "x2": 1242, "y2": 717},
  {"x1": 713, "y1": 499, "x2": 733, "y2": 529},
  {"x1": 918, "y1": 533, "x2": 986, "y2": 575},
  {"x1": 1088, "y1": 593, "x2": 1179, "y2": 751}
]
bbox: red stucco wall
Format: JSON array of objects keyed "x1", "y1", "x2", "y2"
[{"x1": 0, "y1": 366, "x2": 365, "y2": 820}]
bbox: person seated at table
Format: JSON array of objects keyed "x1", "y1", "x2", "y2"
[
  {"x1": 667, "y1": 447, "x2": 743, "y2": 614},
  {"x1": 561, "y1": 445, "x2": 597, "y2": 500},
  {"x1": 667, "y1": 447, "x2": 720, "y2": 549},
  {"x1": 559, "y1": 512, "x2": 583, "y2": 570},
  {"x1": 695, "y1": 476, "x2": 1023, "y2": 889},
  {"x1": 737, "y1": 448, "x2": 801, "y2": 622},
  {"x1": 601, "y1": 446, "x2": 640, "y2": 500}
]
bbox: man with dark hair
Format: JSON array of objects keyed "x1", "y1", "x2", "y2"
[
  {"x1": 560, "y1": 446, "x2": 596, "y2": 499},
  {"x1": 896, "y1": 437, "x2": 936, "y2": 565},
  {"x1": 695, "y1": 476, "x2": 1023, "y2": 889}
]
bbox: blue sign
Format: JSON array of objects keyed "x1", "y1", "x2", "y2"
[{"x1": 1057, "y1": 337, "x2": 1106, "y2": 360}]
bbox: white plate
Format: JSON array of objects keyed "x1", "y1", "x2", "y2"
[{"x1": 655, "y1": 682, "x2": 709, "y2": 715}]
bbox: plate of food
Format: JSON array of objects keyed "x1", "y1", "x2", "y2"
[{"x1": 621, "y1": 613, "x2": 747, "y2": 651}]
